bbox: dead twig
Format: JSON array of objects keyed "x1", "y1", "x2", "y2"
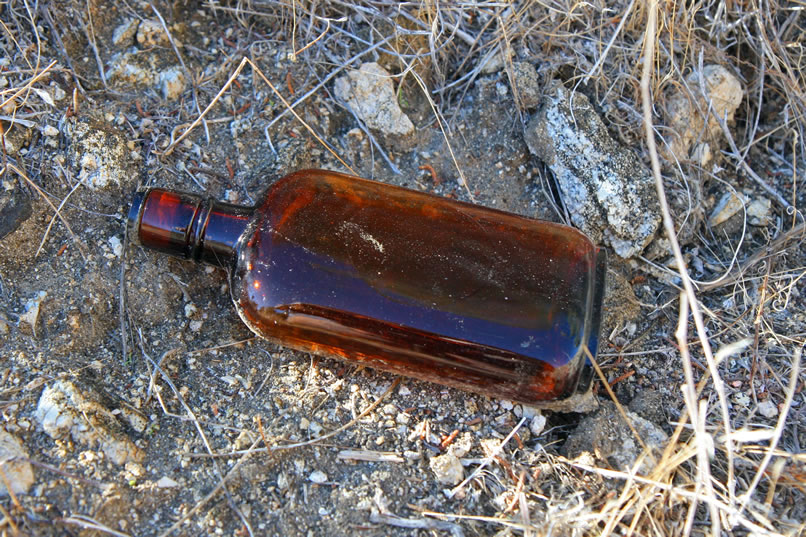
[{"x1": 641, "y1": 3, "x2": 736, "y2": 530}]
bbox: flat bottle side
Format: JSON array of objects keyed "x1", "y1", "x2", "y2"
[{"x1": 232, "y1": 170, "x2": 603, "y2": 403}]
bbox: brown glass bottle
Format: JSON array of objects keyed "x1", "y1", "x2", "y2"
[{"x1": 129, "y1": 170, "x2": 606, "y2": 405}]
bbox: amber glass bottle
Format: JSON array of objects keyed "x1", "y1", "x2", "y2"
[{"x1": 129, "y1": 170, "x2": 605, "y2": 405}]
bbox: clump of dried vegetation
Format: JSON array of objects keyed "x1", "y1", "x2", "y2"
[{"x1": 1, "y1": 0, "x2": 804, "y2": 536}]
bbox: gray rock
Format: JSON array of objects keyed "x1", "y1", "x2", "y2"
[
  {"x1": 757, "y1": 400, "x2": 778, "y2": 419},
  {"x1": 524, "y1": 82, "x2": 661, "y2": 258},
  {"x1": 0, "y1": 124, "x2": 31, "y2": 157},
  {"x1": 529, "y1": 413, "x2": 547, "y2": 437},
  {"x1": 107, "y1": 50, "x2": 156, "y2": 88},
  {"x1": 0, "y1": 186, "x2": 32, "y2": 240},
  {"x1": 708, "y1": 191, "x2": 748, "y2": 227},
  {"x1": 627, "y1": 389, "x2": 667, "y2": 425},
  {"x1": 107, "y1": 49, "x2": 185, "y2": 102},
  {"x1": 0, "y1": 427, "x2": 34, "y2": 497},
  {"x1": 747, "y1": 197, "x2": 771, "y2": 226},
  {"x1": 511, "y1": 62, "x2": 540, "y2": 109},
  {"x1": 333, "y1": 62, "x2": 415, "y2": 151},
  {"x1": 19, "y1": 290, "x2": 46, "y2": 338},
  {"x1": 112, "y1": 18, "x2": 139, "y2": 47},
  {"x1": 34, "y1": 380, "x2": 144, "y2": 465},
  {"x1": 562, "y1": 401, "x2": 668, "y2": 473}
]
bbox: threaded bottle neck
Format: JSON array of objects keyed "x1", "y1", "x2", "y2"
[{"x1": 128, "y1": 188, "x2": 252, "y2": 268}]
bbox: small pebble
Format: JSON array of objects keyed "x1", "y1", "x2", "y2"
[
  {"x1": 429, "y1": 453, "x2": 463, "y2": 485},
  {"x1": 758, "y1": 400, "x2": 778, "y2": 419},
  {"x1": 156, "y1": 476, "x2": 179, "y2": 488},
  {"x1": 309, "y1": 470, "x2": 327, "y2": 484},
  {"x1": 530, "y1": 414, "x2": 547, "y2": 437},
  {"x1": 0, "y1": 428, "x2": 34, "y2": 497}
]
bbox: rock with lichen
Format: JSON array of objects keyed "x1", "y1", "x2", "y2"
[
  {"x1": 62, "y1": 117, "x2": 133, "y2": 191},
  {"x1": 524, "y1": 82, "x2": 661, "y2": 258}
]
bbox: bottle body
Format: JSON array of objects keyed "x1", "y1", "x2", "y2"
[{"x1": 130, "y1": 170, "x2": 605, "y2": 405}]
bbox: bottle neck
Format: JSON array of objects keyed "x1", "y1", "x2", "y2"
[{"x1": 128, "y1": 189, "x2": 252, "y2": 269}]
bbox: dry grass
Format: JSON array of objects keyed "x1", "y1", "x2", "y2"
[{"x1": 1, "y1": 0, "x2": 804, "y2": 536}]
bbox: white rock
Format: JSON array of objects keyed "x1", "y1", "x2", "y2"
[
  {"x1": 108, "y1": 236, "x2": 123, "y2": 257},
  {"x1": 733, "y1": 391, "x2": 751, "y2": 408},
  {"x1": 666, "y1": 64, "x2": 744, "y2": 164},
  {"x1": 525, "y1": 82, "x2": 660, "y2": 258},
  {"x1": 309, "y1": 470, "x2": 328, "y2": 484},
  {"x1": 42, "y1": 125, "x2": 59, "y2": 137},
  {"x1": 530, "y1": 414, "x2": 547, "y2": 437},
  {"x1": 113, "y1": 18, "x2": 139, "y2": 46},
  {"x1": 521, "y1": 405, "x2": 542, "y2": 420},
  {"x1": 333, "y1": 62, "x2": 414, "y2": 150},
  {"x1": 708, "y1": 191, "x2": 748, "y2": 227},
  {"x1": 0, "y1": 126, "x2": 30, "y2": 156},
  {"x1": 747, "y1": 198, "x2": 771, "y2": 226},
  {"x1": 19, "y1": 291, "x2": 46, "y2": 337},
  {"x1": 429, "y1": 453, "x2": 464, "y2": 485},
  {"x1": 137, "y1": 19, "x2": 170, "y2": 48},
  {"x1": 64, "y1": 119, "x2": 131, "y2": 191},
  {"x1": 184, "y1": 303, "x2": 198, "y2": 318},
  {"x1": 155, "y1": 476, "x2": 179, "y2": 488},
  {"x1": 34, "y1": 380, "x2": 144, "y2": 465},
  {"x1": 446, "y1": 432, "x2": 473, "y2": 458},
  {"x1": 51, "y1": 85, "x2": 66, "y2": 101},
  {"x1": 106, "y1": 52, "x2": 155, "y2": 87},
  {"x1": 0, "y1": 428, "x2": 34, "y2": 497},
  {"x1": 757, "y1": 400, "x2": 778, "y2": 419}
]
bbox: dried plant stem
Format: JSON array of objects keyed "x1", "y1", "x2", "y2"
[
  {"x1": 35, "y1": 174, "x2": 82, "y2": 257},
  {"x1": 736, "y1": 345, "x2": 802, "y2": 519},
  {"x1": 641, "y1": 0, "x2": 735, "y2": 532},
  {"x1": 61, "y1": 515, "x2": 132, "y2": 537},
  {"x1": 587, "y1": 346, "x2": 655, "y2": 460},
  {"x1": 448, "y1": 417, "x2": 527, "y2": 499},
  {"x1": 676, "y1": 293, "x2": 718, "y2": 536},
  {"x1": 141, "y1": 340, "x2": 254, "y2": 537},
  {"x1": 3, "y1": 161, "x2": 86, "y2": 258}
]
